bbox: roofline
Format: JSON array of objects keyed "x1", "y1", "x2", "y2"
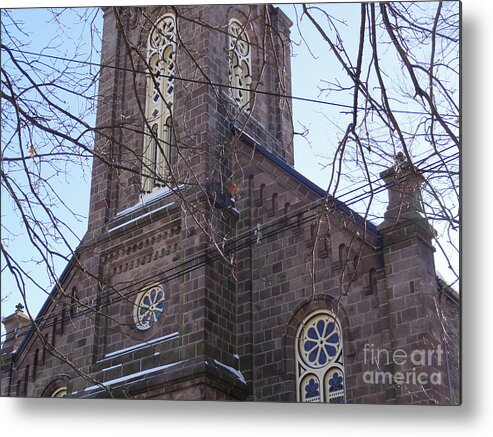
[
  {"x1": 437, "y1": 277, "x2": 460, "y2": 303},
  {"x1": 12, "y1": 254, "x2": 77, "y2": 358},
  {"x1": 12, "y1": 129, "x2": 382, "y2": 356},
  {"x1": 234, "y1": 126, "x2": 380, "y2": 238}
]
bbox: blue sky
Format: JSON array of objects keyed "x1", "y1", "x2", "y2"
[{"x1": 1, "y1": 7, "x2": 100, "y2": 333}]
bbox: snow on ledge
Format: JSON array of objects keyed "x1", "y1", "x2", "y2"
[
  {"x1": 101, "y1": 331, "x2": 179, "y2": 361},
  {"x1": 115, "y1": 184, "x2": 186, "y2": 219},
  {"x1": 107, "y1": 201, "x2": 175, "y2": 233},
  {"x1": 101, "y1": 363, "x2": 123, "y2": 373},
  {"x1": 213, "y1": 359, "x2": 247, "y2": 384},
  {"x1": 83, "y1": 360, "x2": 184, "y2": 393}
]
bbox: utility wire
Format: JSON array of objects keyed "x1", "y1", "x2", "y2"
[
  {"x1": 9, "y1": 146, "x2": 459, "y2": 336},
  {"x1": 3, "y1": 149, "x2": 458, "y2": 348},
  {"x1": 2, "y1": 17, "x2": 460, "y2": 339},
  {"x1": 1, "y1": 129, "x2": 459, "y2": 346},
  {"x1": 2, "y1": 143, "x2": 459, "y2": 349},
  {"x1": 2, "y1": 46, "x2": 460, "y2": 119},
  {"x1": 1, "y1": 13, "x2": 460, "y2": 369}
]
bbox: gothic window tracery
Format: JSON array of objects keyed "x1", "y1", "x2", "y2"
[
  {"x1": 142, "y1": 13, "x2": 176, "y2": 193},
  {"x1": 133, "y1": 285, "x2": 166, "y2": 331},
  {"x1": 296, "y1": 310, "x2": 346, "y2": 403},
  {"x1": 228, "y1": 19, "x2": 251, "y2": 109}
]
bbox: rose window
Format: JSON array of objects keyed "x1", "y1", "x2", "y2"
[
  {"x1": 296, "y1": 310, "x2": 346, "y2": 403},
  {"x1": 133, "y1": 286, "x2": 166, "y2": 330},
  {"x1": 299, "y1": 314, "x2": 341, "y2": 368}
]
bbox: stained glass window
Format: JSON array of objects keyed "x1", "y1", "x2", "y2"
[
  {"x1": 296, "y1": 310, "x2": 346, "y2": 403},
  {"x1": 228, "y1": 19, "x2": 251, "y2": 109},
  {"x1": 142, "y1": 14, "x2": 176, "y2": 193},
  {"x1": 133, "y1": 285, "x2": 166, "y2": 331}
]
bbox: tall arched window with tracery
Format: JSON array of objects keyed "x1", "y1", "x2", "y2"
[
  {"x1": 228, "y1": 19, "x2": 251, "y2": 109},
  {"x1": 142, "y1": 13, "x2": 176, "y2": 193},
  {"x1": 296, "y1": 310, "x2": 346, "y2": 403}
]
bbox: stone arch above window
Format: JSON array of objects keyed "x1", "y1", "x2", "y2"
[
  {"x1": 142, "y1": 13, "x2": 176, "y2": 193},
  {"x1": 41, "y1": 376, "x2": 70, "y2": 398},
  {"x1": 295, "y1": 309, "x2": 346, "y2": 403},
  {"x1": 228, "y1": 19, "x2": 252, "y2": 109}
]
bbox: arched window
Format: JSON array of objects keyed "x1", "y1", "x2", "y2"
[
  {"x1": 229, "y1": 19, "x2": 251, "y2": 109},
  {"x1": 369, "y1": 268, "x2": 378, "y2": 294},
  {"x1": 296, "y1": 310, "x2": 346, "y2": 403},
  {"x1": 41, "y1": 377, "x2": 70, "y2": 398},
  {"x1": 142, "y1": 13, "x2": 177, "y2": 193},
  {"x1": 52, "y1": 317, "x2": 57, "y2": 348},
  {"x1": 24, "y1": 364, "x2": 30, "y2": 395},
  {"x1": 33, "y1": 349, "x2": 39, "y2": 381},
  {"x1": 70, "y1": 287, "x2": 78, "y2": 318},
  {"x1": 338, "y1": 243, "x2": 347, "y2": 268},
  {"x1": 51, "y1": 387, "x2": 67, "y2": 398}
]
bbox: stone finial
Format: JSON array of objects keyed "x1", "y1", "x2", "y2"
[
  {"x1": 1, "y1": 303, "x2": 31, "y2": 353},
  {"x1": 379, "y1": 153, "x2": 425, "y2": 225}
]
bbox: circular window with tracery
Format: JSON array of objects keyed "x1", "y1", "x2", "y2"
[
  {"x1": 299, "y1": 312, "x2": 342, "y2": 369},
  {"x1": 133, "y1": 285, "x2": 166, "y2": 331},
  {"x1": 295, "y1": 310, "x2": 346, "y2": 403}
]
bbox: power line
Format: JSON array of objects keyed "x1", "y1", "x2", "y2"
[
  {"x1": 1, "y1": 126, "x2": 460, "y2": 346},
  {"x1": 326, "y1": 142, "x2": 459, "y2": 204},
  {"x1": 1, "y1": 139, "x2": 459, "y2": 348},
  {"x1": 1, "y1": 11, "x2": 460, "y2": 375},
  {"x1": 2, "y1": 18, "x2": 460, "y2": 338},
  {"x1": 3, "y1": 46, "x2": 459, "y2": 119},
  {"x1": 3, "y1": 148, "x2": 458, "y2": 348}
]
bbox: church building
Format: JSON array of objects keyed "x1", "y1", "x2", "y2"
[{"x1": 1, "y1": 4, "x2": 460, "y2": 404}]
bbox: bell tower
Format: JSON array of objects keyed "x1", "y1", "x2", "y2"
[
  {"x1": 87, "y1": 4, "x2": 293, "y2": 236},
  {"x1": 70, "y1": 4, "x2": 294, "y2": 400}
]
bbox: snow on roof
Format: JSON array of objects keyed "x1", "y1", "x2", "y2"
[{"x1": 113, "y1": 183, "x2": 188, "y2": 220}]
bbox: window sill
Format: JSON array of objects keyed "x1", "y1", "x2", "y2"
[
  {"x1": 115, "y1": 186, "x2": 178, "y2": 219},
  {"x1": 105, "y1": 185, "x2": 185, "y2": 235}
]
